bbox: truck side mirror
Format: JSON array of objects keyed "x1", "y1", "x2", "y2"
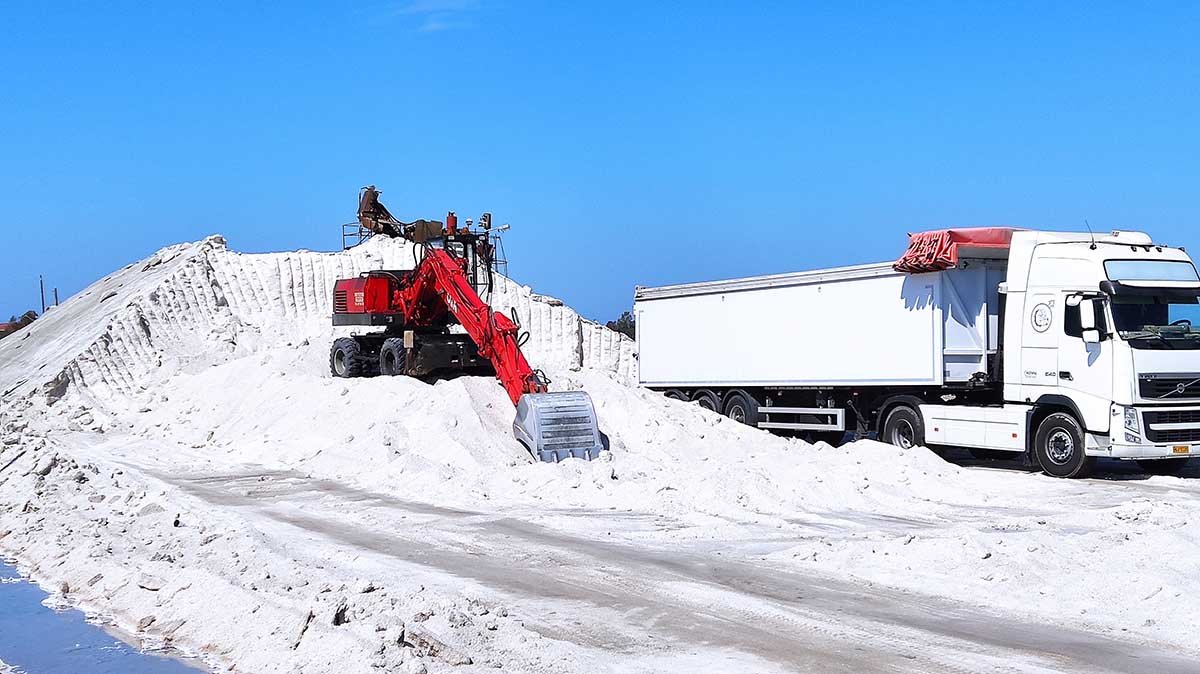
[
  {"x1": 1082, "y1": 328, "x2": 1101, "y2": 344},
  {"x1": 1078, "y1": 298, "x2": 1097, "y2": 331}
]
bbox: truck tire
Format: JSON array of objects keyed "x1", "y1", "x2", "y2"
[
  {"x1": 379, "y1": 338, "x2": 406, "y2": 376},
  {"x1": 1033, "y1": 412, "x2": 1096, "y2": 478},
  {"x1": 723, "y1": 391, "x2": 759, "y2": 426},
  {"x1": 691, "y1": 389, "x2": 720, "y2": 413},
  {"x1": 882, "y1": 405, "x2": 924, "y2": 450},
  {"x1": 330, "y1": 338, "x2": 365, "y2": 378},
  {"x1": 664, "y1": 389, "x2": 689, "y2": 402},
  {"x1": 1137, "y1": 458, "x2": 1189, "y2": 475}
]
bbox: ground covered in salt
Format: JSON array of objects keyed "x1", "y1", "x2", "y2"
[{"x1": 1, "y1": 237, "x2": 1198, "y2": 673}]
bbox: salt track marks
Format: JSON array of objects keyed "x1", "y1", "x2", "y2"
[
  {"x1": 1, "y1": 237, "x2": 1199, "y2": 673},
  {"x1": 160, "y1": 467, "x2": 1200, "y2": 674}
]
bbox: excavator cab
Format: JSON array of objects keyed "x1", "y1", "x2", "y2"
[{"x1": 431, "y1": 230, "x2": 489, "y2": 297}]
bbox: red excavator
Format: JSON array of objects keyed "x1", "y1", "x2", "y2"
[{"x1": 330, "y1": 186, "x2": 603, "y2": 463}]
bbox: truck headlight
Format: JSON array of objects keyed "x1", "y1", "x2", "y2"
[{"x1": 1124, "y1": 407, "x2": 1140, "y2": 434}]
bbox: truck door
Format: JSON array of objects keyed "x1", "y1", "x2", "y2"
[
  {"x1": 1020, "y1": 292, "x2": 1060, "y2": 395},
  {"x1": 1056, "y1": 295, "x2": 1113, "y2": 433}
]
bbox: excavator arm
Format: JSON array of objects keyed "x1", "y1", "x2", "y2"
[
  {"x1": 394, "y1": 245, "x2": 603, "y2": 462},
  {"x1": 402, "y1": 245, "x2": 546, "y2": 405}
]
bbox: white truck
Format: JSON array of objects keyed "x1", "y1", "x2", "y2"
[{"x1": 634, "y1": 228, "x2": 1200, "y2": 477}]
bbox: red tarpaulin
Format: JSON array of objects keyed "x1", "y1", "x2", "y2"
[{"x1": 893, "y1": 227, "x2": 1020, "y2": 273}]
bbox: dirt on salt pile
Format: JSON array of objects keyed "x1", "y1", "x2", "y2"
[{"x1": 1, "y1": 236, "x2": 1200, "y2": 674}]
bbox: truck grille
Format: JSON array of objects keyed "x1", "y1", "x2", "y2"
[
  {"x1": 333, "y1": 289, "x2": 348, "y2": 313},
  {"x1": 1143, "y1": 409, "x2": 1200, "y2": 425},
  {"x1": 1139, "y1": 374, "x2": 1200, "y2": 400},
  {"x1": 1143, "y1": 409, "x2": 1200, "y2": 443},
  {"x1": 1145, "y1": 428, "x2": 1200, "y2": 443}
]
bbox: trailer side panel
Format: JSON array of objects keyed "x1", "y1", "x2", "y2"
[{"x1": 636, "y1": 267, "x2": 948, "y2": 388}]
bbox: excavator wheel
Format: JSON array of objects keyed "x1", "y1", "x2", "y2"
[
  {"x1": 379, "y1": 338, "x2": 407, "y2": 376},
  {"x1": 330, "y1": 337, "x2": 366, "y2": 378}
]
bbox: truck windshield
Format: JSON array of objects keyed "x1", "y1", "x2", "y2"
[
  {"x1": 1110, "y1": 294, "x2": 1200, "y2": 349},
  {"x1": 1105, "y1": 259, "x2": 1200, "y2": 282}
]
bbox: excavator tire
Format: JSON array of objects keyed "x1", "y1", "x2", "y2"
[
  {"x1": 380, "y1": 338, "x2": 407, "y2": 376},
  {"x1": 330, "y1": 338, "x2": 366, "y2": 378}
]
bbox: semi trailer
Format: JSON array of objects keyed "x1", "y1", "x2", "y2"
[{"x1": 634, "y1": 228, "x2": 1200, "y2": 478}]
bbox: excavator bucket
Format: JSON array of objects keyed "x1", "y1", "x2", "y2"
[{"x1": 513, "y1": 391, "x2": 604, "y2": 463}]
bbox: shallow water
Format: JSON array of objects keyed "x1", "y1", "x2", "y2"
[{"x1": 0, "y1": 561, "x2": 206, "y2": 673}]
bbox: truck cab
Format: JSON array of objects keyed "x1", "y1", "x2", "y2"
[{"x1": 1003, "y1": 230, "x2": 1200, "y2": 469}]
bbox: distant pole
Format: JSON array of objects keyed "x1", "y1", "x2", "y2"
[
  {"x1": 54, "y1": 288, "x2": 60, "y2": 306},
  {"x1": 39, "y1": 275, "x2": 46, "y2": 314}
]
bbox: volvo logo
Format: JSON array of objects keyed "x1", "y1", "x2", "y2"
[
  {"x1": 1178, "y1": 383, "x2": 1190, "y2": 395},
  {"x1": 1031, "y1": 303, "x2": 1053, "y2": 333}
]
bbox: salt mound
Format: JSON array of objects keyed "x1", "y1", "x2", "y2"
[
  {"x1": 0, "y1": 235, "x2": 974, "y2": 521},
  {"x1": 0, "y1": 236, "x2": 636, "y2": 409},
  {"x1": 0, "y1": 235, "x2": 983, "y2": 521}
]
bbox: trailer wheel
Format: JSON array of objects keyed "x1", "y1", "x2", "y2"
[
  {"x1": 330, "y1": 338, "x2": 365, "y2": 378},
  {"x1": 691, "y1": 390, "x2": 720, "y2": 413},
  {"x1": 1137, "y1": 458, "x2": 1189, "y2": 475},
  {"x1": 1033, "y1": 412, "x2": 1096, "y2": 478},
  {"x1": 379, "y1": 338, "x2": 406, "y2": 376},
  {"x1": 723, "y1": 391, "x2": 759, "y2": 426},
  {"x1": 664, "y1": 389, "x2": 689, "y2": 402},
  {"x1": 882, "y1": 405, "x2": 924, "y2": 450}
]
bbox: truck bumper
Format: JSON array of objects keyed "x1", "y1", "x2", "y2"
[
  {"x1": 1103, "y1": 443, "x2": 1199, "y2": 460},
  {"x1": 1096, "y1": 405, "x2": 1200, "y2": 460}
]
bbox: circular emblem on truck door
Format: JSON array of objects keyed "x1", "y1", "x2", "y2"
[{"x1": 1032, "y1": 303, "x2": 1053, "y2": 332}]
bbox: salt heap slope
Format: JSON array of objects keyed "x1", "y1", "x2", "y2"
[{"x1": 0, "y1": 235, "x2": 635, "y2": 409}]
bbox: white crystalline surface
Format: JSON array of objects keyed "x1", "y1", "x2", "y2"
[{"x1": 1, "y1": 236, "x2": 1199, "y2": 674}]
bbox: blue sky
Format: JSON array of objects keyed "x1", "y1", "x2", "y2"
[{"x1": 2, "y1": 1, "x2": 1198, "y2": 322}]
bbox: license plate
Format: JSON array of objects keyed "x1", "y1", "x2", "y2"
[{"x1": 1173, "y1": 445, "x2": 1190, "y2": 455}]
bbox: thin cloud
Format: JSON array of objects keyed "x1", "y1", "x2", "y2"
[
  {"x1": 418, "y1": 17, "x2": 457, "y2": 32},
  {"x1": 392, "y1": 0, "x2": 476, "y2": 16},
  {"x1": 387, "y1": 0, "x2": 479, "y2": 32}
]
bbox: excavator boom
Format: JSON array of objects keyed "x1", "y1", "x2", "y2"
[
  {"x1": 401, "y1": 246, "x2": 545, "y2": 405},
  {"x1": 402, "y1": 246, "x2": 603, "y2": 461}
]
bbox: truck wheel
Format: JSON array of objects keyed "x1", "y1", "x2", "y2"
[
  {"x1": 1033, "y1": 412, "x2": 1096, "y2": 478},
  {"x1": 691, "y1": 390, "x2": 720, "y2": 413},
  {"x1": 1137, "y1": 458, "x2": 1189, "y2": 475},
  {"x1": 379, "y1": 338, "x2": 406, "y2": 376},
  {"x1": 723, "y1": 391, "x2": 759, "y2": 426},
  {"x1": 664, "y1": 389, "x2": 689, "y2": 402},
  {"x1": 330, "y1": 338, "x2": 365, "y2": 378},
  {"x1": 882, "y1": 406, "x2": 924, "y2": 450}
]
